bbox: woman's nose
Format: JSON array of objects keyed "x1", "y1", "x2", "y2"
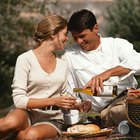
[{"x1": 65, "y1": 36, "x2": 69, "y2": 41}]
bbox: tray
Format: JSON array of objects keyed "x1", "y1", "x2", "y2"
[{"x1": 62, "y1": 128, "x2": 112, "y2": 138}]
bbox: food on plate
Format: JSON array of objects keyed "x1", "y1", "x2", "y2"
[
  {"x1": 128, "y1": 89, "x2": 140, "y2": 97},
  {"x1": 67, "y1": 124, "x2": 100, "y2": 133}
]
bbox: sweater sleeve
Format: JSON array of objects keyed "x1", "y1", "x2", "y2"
[{"x1": 11, "y1": 54, "x2": 30, "y2": 109}]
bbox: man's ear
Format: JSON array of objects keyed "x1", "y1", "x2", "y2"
[{"x1": 93, "y1": 24, "x2": 99, "y2": 34}]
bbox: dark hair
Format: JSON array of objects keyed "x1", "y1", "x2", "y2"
[
  {"x1": 68, "y1": 9, "x2": 97, "y2": 33},
  {"x1": 34, "y1": 15, "x2": 67, "y2": 44}
]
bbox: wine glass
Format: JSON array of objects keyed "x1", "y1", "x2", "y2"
[
  {"x1": 77, "y1": 99, "x2": 92, "y2": 124},
  {"x1": 61, "y1": 89, "x2": 82, "y2": 126},
  {"x1": 62, "y1": 89, "x2": 92, "y2": 125}
]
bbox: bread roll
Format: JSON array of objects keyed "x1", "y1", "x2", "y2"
[{"x1": 67, "y1": 124, "x2": 100, "y2": 133}]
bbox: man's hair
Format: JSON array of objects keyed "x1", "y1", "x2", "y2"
[{"x1": 68, "y1": 9, "x2": 97, "y2": 33}]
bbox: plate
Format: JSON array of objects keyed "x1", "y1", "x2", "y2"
[{"x1": 62, "y1": 128, "x2": 112, "y2": 138}]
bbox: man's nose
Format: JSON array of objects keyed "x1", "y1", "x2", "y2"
[{"x1": 77, "y1": 38, "x2": 83, "y2": 44}]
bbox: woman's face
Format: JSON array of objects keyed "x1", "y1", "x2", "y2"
[{"x1": 53, "y1": 26, "x2": 68, "y2": 50}]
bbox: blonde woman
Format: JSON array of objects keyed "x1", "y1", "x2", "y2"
[{"x1": 0, "y1": 15, "x2": 76, "y2": 139}]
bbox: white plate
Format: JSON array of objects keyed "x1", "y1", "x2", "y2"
[{"x1": 62, "y1": 128, "x2": 112, "y2": 138}]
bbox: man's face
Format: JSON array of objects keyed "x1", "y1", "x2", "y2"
[{"x1": 71, "y1": 26, "x2": 99, "y2": 51}]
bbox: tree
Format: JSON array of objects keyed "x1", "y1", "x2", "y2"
[
  {"x1": 0, "y1": 0, "x2": 59, "y2": 109},
  {"x1": 105, "y1": 0, "x2": 140, "y2": 87},
  {"x1": 105, "y1": 0, "x2": 140, "y2": 51}
]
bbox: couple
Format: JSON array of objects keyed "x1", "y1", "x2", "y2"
[{"x1": 1, "y1": 9, "x2": 140, "y2": 139}]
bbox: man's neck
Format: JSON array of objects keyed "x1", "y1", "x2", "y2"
[{"x1": 90, "y1": 34, "x2": 101, "y2": 51}]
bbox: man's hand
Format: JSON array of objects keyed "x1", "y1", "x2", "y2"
[
  {"x1": 83, "y1": 71, "x2": 111, "y2": 94},
  {"x1": 83, "y1": 66, "x2": 131, "y2": 95}
]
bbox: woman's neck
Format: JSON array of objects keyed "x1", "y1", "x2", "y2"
[{"x1": 34, "y1": 40, "x2": 56, "y2": 60}]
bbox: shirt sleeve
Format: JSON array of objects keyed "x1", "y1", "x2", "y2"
[
  {"x1": 62, "y1": 53, "x2": 79, "y2": 90},
  {"x1": 117, "y1": 39, "x2": 140, "y2": 80},
  {"x1": 11, "y1": 54, "x2": 30, "y2": 109}
]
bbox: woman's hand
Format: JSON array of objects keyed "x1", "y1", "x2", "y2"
[
  {"x1": 75, "y1": 100, "x2": 92, "y2": 112},
  {"x1": 52, "y1": 96, "x2": 77, "y2": 109}
]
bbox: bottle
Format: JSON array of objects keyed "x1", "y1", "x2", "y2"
[
  {"x1": 118, "y1": 120, "x2": 130, "y2": 135},
  {"x1": 73, "y1": 85, "x2": 118, "y2": 97},
  {"x1": 112, "y1": 85, "x2": 118, "y2": 97},
  {"x1": 73, "y1": 88, "x2": 93, "y2": 96}
]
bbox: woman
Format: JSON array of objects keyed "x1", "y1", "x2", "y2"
[{"x1": 0, "y1": 15, "x2": 76, "y2": 139}]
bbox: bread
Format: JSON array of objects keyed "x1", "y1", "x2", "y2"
[{"x1": 67, "y1": 124, "x2": 100, "y2": 133}]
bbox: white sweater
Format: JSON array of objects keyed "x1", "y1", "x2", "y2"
[{"x1": 11, "y1": 50, "x2": 68, "y2": 120}]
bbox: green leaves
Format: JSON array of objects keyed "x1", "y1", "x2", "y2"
[
  {"x1": 0, "y1": 0, "x2": 59, "y2": 108},
  {"x1": 105, "y1": 0, "x2": 140, "y2": 87},
  {"x1": 106, "y1": 0, "x2": 140, "y2": 51}
]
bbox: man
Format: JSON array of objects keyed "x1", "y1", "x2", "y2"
[{"x1": 63, "y1": 9, "x2": 140, "y2": 126}]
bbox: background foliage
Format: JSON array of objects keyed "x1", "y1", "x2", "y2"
[
  {"x1": 105, "y1": 0, "x2": 140, "y2": 52},
  {"x1": 0, "y1": 0, "x2": 59, "y2": 109},
  {"x1": 0, "y1": 0, "x2": 140, "y2": 109},
  {"x1": 105, "y1": 0, "x2": 140, "y2": 86}
]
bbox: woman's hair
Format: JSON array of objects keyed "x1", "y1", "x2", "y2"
[
  {"x1": 68, "y1": 9, "x2": 97, "y2": 33},
  {"x1": 34, "y1": 15, "x2": 67, "y2": 44}
]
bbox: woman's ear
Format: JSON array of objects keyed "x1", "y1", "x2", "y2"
[{"x1": 51, "y1": 34, "x2": 55, "y2": 39}]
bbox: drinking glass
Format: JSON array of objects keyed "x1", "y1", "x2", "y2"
[
  {"x1": 62, "y1": 89, "x2": 92, "y2": 124},
  {"x1": 61, "y1": 89, "x2": 81, "y2": 125},
  {"x1": 77, "y1": 99, "x2": 92, "y2": 124}
]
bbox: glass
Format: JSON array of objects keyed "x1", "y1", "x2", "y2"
[
  {"x1": 118, "y1": 120, "x2": 130, "y2": 135},
  {"x1": 61, "y1": 89, "x2": 81, "y2": 125},
  {"x1": 62, "y1": 89, "x2": 92, "y2": 125},
  {"x1": 77, "y1": 99, "x2": 92, "y2": 124}
]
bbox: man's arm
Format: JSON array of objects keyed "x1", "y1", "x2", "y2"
[{"x1": 83, "y1": 66, "x2": 131, "y2": 94}]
